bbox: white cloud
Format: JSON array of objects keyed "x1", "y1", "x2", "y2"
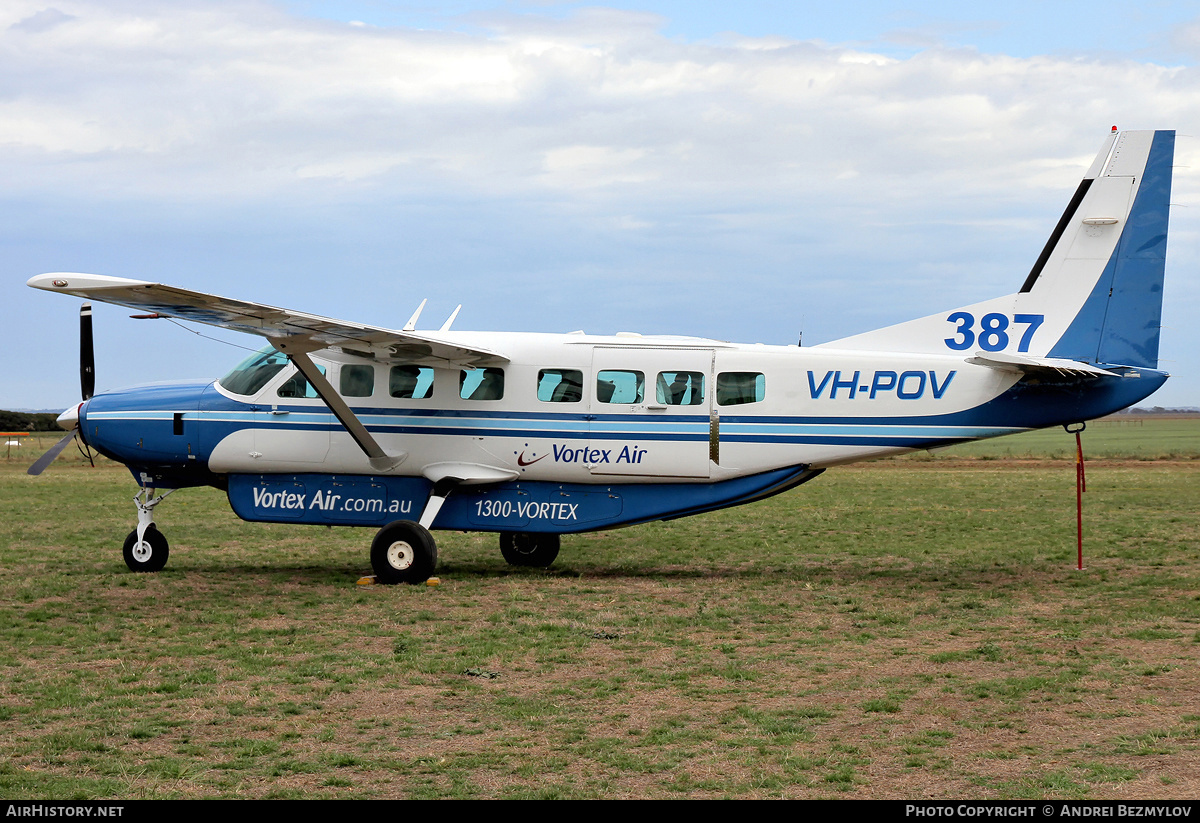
[
  {"x1": 2, "y1": 1, "x2": 1194, "y2": 201},
  {"x1": 542, "y1": 145, "x2": 651, "y2": 186}
]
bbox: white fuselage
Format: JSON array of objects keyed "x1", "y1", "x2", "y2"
[{"x1": 204, "y1": 331, "x2": 1025, "y2": 483}]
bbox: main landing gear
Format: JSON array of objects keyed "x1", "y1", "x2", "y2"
[
  {"x1": 500, "y1": 532, "x2": 560, "y2": 567},
  {"x1": 369, "y1": 478, "x2": 455, "y2": 584},
  {"x1": 367, "y1": 522, "x2": 562, "y2": 583},
  {"x1": 367, "y1": 523, "x2": 562, "y2": 583},
  {"x1": 370, "y1": 520, "x2": 438, "y2": 585},
  {"x1": 365, "y1": 477, "x2": 561, "y2": 583}
]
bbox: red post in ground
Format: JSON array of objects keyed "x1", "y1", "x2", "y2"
[{"x1": 1066, "y1": 423, "x2": 1087, "y2": 570}]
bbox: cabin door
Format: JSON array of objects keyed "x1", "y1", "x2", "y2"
[{"x1": 588, "y1": 346, "x2": 715, "y2": 479}]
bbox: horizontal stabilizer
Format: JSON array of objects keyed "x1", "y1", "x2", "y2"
[{"x1": 965, "y1": 351, "x2": 1120, "y2": 377}]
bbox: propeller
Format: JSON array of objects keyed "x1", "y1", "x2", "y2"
[
  {"x1": 28, "y1": 304, "x2": 93, "y2": 476},
  {"x1": 80, "y1": 303, "x2": 94, "y2": 401}
]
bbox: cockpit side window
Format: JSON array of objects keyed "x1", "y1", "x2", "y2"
[
  {"x1": 219, "y1": 346, "x2": 289, "y2": 397},
  {"x1": 277, "y1": 363, "x2": 326, "y2": 399}
]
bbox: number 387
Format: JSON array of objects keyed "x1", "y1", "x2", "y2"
[{"x1": 944, "y1": 312, "x2": 1044, "y2": 353}]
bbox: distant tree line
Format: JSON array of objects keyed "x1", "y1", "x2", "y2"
[
  {"x1": 1121, "y1": 406, "x2": 1200, "y2": 415},
  {"x1": 0, "y1": 410, "x2": 60, "y2": 432}
]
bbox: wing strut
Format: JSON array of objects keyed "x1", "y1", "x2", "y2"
[{"x1": 275, "y1": 342, "x2": 406, "y2": 472}]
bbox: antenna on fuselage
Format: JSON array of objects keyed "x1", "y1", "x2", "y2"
[
  {"x1": 403, "y1": 299, "x2": 427, "y2": 331},
  {"x1": 440, "y1": 305, "x2": 462, "y2": 332}
]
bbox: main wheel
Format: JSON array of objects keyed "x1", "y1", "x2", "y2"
[
  {"x1": 500, "y1": 532, "x2": 560, "y2": 567},
  {"x1": 122, "y1": 526, "x2": 170, "y2": 573},
  {"x1": 370, "y1": 520, "x2": 437, "y2": 584}
]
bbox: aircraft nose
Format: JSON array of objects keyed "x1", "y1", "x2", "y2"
[{"x1": 56, "y1": 402, "x2": 82, "y2": 431}]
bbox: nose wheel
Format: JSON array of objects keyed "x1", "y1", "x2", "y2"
[{"x1": 122, "y1": 526, "x2": 169, "y2": 572}]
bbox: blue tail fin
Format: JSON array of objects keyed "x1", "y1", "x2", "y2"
[{"x1": 1045, "y1": 130, "x2": 1174, "y2": 368}]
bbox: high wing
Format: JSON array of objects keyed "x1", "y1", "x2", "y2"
[{"x1": 27, "y1": 273, "x2": 507, "y2": 368}]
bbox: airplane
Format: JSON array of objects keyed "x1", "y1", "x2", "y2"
[{"x1": 27, "y1": 128, "x2": 1175, "y2": 584}]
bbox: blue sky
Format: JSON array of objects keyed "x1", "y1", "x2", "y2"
[
  {"x1": 283, "y1": 1, "x2": 1199, "y2": 61},
  {"x1": 5, "y1": 0, "x2": 1199, "y2": 410}
]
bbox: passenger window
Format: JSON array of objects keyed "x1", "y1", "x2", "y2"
[
  {"x1": 596, "y1": 370, "x2": 644, "y2": 404},
  {"x1": 390, "y1": 365, "x2": 434, "y2": 399},
  {"x1": 460, "y1": 368, "x2": 505, "y2": 401},
  {"x1": 716, "y1": 372, "x2": 766, "y2": 406},
  {"x1": 538, "y1": 369, "x2": 583, "y2": 403},
  {"x1": 656, "y1": 371, "x2": 705, "y2": 405},
  {"x1": 276, "y1": 363, "x2": 327, "y2": 399},
  {"x1": 340, "y1": 365, "x2": 375, "y2": 398}
]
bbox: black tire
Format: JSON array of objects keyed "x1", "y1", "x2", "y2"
[
  {"x1": 500, "y1": 532, "x2": 560, "y2": 567},
  {"x1": 122, "y1": 526, "x2": 169, "y2": 573},
  {"x1": 370, "y1": 520, "x2": 437, "y2": 584}
]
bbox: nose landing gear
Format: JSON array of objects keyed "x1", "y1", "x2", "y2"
[{"x1": 123, "y1": 487, "x2": 175, "y2": 572}]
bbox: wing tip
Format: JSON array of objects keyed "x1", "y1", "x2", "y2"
[{"x1": 28, "y1": 272, "x2": 153, "y2": 292}]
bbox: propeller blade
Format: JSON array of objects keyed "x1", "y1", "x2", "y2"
[
  {"x1": 27, "y1": 429, "x2": 78, "y2": 476},
  {"x1": 80, "y1": 303, "x2": 94, "y2": 400}
]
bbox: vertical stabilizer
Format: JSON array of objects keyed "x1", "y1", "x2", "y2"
[{"x1": 1044, "y1": 130, "x2": 1173, "y2": 368}]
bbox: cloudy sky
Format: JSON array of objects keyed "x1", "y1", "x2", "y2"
[{"x1": 5, "y1": 0, "x2": 1199, "y2": 410}]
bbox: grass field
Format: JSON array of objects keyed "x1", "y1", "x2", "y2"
[
  {"x1": 928, "y1": 416, "x2": 1200, "y2": 461},
  {"x1": 1, "y1": 418, "x2": 1198, "y2": 799}
]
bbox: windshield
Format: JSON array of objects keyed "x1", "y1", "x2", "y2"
[{"x1": 219, "y1": 346, "x2": 288, "y2": 397}]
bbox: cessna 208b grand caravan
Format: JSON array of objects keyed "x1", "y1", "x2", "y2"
[{"x1": 29, "y1": 129, "x2": 1175, "y2": 583}]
